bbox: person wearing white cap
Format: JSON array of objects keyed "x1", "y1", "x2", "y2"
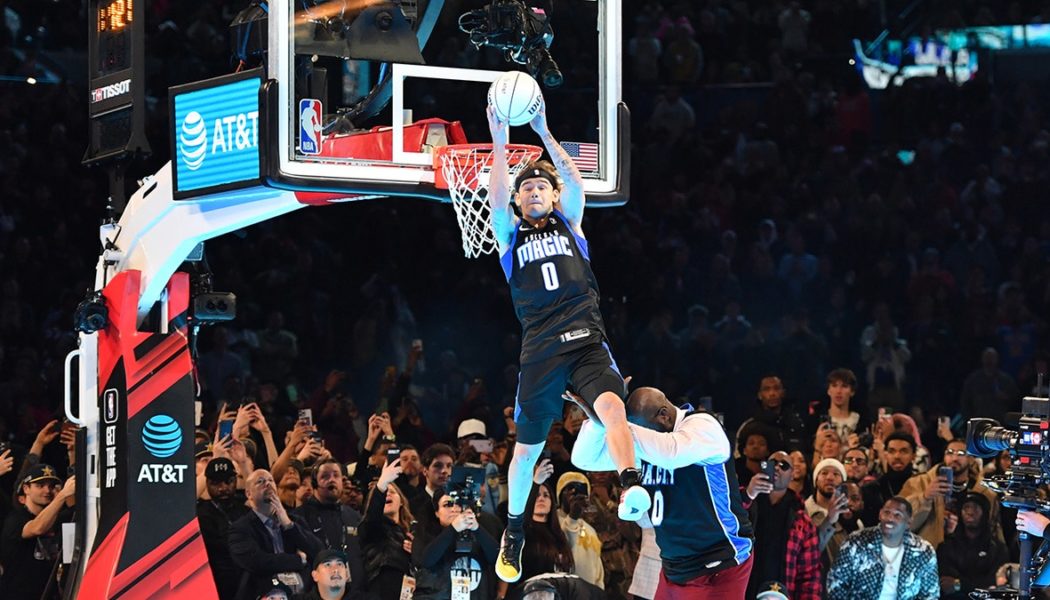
[
  {"x1": 457, "y1": 418, "x2": 487, "y2": 440},
  {"x1": 456, "y1": 418, "x2": 503, "y2": 515},
  {"x1": 804, "y1": 458, "x2": 850, "y2": 552}
]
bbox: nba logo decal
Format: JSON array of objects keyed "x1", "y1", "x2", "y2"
[
  {"x1": 104, "y1": 388, "x2": 118, "y2": 424},
  {"x1": 299, "y1": 98, "x2": 322, "y2": 155}
]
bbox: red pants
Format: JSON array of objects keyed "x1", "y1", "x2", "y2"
[{"x1": 653, "y1": 554, "x2": 753, "y2": 600}]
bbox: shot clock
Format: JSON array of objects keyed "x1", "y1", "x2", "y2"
[
  {"x1": 95, "y1": 0, "x2": 133, "y2": 76},
  {"x1": 85, "y1": 0, "x2": 149, "y2": 166}
]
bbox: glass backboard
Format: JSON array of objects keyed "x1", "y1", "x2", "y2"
[{"x1": 264, "y1": 0, "x2": 628, "y2": 204}]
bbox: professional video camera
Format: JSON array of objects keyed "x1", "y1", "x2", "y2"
[
  {"x1": 967, "y1": 395, "x2": 1050, "y2": 599},
  {"x1": 448, "y1": 466, "x2": 485, "y2": 553},
  {"x1": 458, "y1": 0, "x2": 563, "y2": 88}
]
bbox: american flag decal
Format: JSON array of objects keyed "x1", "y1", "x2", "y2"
[{"x1": 561, "y1": 141, "x2": 599, "y2": 172}]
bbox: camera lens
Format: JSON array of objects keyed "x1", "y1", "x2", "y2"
[
  {"x1": 74, "y1": 295, "x2": 109, "y2": 333},
  {"x1": 526, "y1": 48, "x2": 562, "y2": 88}
]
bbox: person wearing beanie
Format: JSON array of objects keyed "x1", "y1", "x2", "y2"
[
  {"x1": 937, "y1": 492, "x2": 1008, "y2": 598},
  {"x1": 804, "y1": 458, "x2": 849, "y2": 552},
  {"x1": 555, "y1": 472, "x2": 604, "y2": 589}
]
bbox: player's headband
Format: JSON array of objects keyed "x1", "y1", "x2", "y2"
[{"x1": 515, "y1": 167, "x2": 559, "y2": 192}]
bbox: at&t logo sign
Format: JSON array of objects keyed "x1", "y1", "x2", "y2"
[
  {"x1": 138, "y1": 414, "x2": 187, "y2": 484},
  {"x1": 179, "y1": 111, "x2": 207, "y2": 171},
  {"x1": 178, "y1": 109, "x2": 259, "y2": 172}
]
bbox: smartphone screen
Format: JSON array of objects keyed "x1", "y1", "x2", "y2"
[
  {"x1": 762, "y1": 460, "x2": 776, "y2": 480},
  {"x1": 468, "y1": 439, "x2": 494, "y2": 454},
  {"x1": 218, "y1": 420, "x2": 234, "y2": 439},
  {"x1": 938, "y1": 466, "x2": 954, "y2": 487},
  {"x1": 298, "y1": 408, "x2": 313, "y2": 427}
]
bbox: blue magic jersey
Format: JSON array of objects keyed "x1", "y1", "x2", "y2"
[
  {"x1": 500, "y1": 209, "x2": 607, "y2": 363},
  {"x1": 641, "y1": 410, "x2": 754, "y2": 584}
]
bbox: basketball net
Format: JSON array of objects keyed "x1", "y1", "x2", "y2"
[{"x1": 436, "y1": 143, "x2": 543, "y2": 258}]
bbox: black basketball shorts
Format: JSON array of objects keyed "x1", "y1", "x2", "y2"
[{"x1": 513, "y1": 340, "x2": 626, "y2": 445}]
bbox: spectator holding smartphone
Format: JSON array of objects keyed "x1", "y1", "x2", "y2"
[
  {"x1": 900, "y1": 438, "x2": 1001, "y2": 549},
  {"x1": 455, "y1": 419, "x2": 501, "y2": 515},
  {"x1": 743, "y1": 450, "x2": 822, "y2": 599},
  {"x1": 810, "y1": 369, "x2": 868, "y2": 443},
  {"x1": 555, "y1": 472, "x2": 604, "y2": 588},
  {"x1": 0, "y1": 465, "x2": 75, "y2": 599},
  {"x1": 354, "y1": 412, "x2": 397, "y2": 488},
  {"x1": 804, "y1": 459, "x2": 850, "y2": 552},
  {"x1": 359, "y1": 456, "x2": 415, "y2": 598},
  {"x1": 821, "y1": 481, "x2": 865, "y2": 568}
]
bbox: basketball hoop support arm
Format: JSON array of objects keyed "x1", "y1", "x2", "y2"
[{"x1": 75, "y1": 164, "x2": 304, "y2": 585}]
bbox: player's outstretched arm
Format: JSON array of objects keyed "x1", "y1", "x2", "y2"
[
  {"x1": 629, "y1": 413, "x2": 731, "y2": 470},
  {"x1": 487, "y1": 105, "x2": 518, "y2": 253},
  {"x1": 529, "y1": 103, "x2": 585, "y2": 230}
]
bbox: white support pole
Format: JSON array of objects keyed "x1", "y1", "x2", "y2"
[{"x1": 80, "y1": 161, "x2": 305, "y2": 573}]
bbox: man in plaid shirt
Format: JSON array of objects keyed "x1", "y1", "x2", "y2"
[{"x1": 743, "y1": 450, "x2": 823, "y2": 599}]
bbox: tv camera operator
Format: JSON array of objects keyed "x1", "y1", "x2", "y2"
[{"x1": 412, "y1": 468, "x2": 502, "y2": 599}]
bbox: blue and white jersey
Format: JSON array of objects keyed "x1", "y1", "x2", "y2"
[
  {"x1": 640, "y1": 409, "x2": 754, "y2": 584},
  {"x1": 572, "y1": 407, "x2": 754, "y2": 585},
  {"x1": 501, "y1": 209, "x2": 607, "y2": 363}
]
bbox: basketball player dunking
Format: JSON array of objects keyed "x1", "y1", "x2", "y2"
[{"x1": 486, "y1": 102, "x2": 651, "y2": 584}]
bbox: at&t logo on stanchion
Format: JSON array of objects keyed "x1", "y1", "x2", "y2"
[{"x1": 138, "y1": 414, "x2": 188, "y2": 484}]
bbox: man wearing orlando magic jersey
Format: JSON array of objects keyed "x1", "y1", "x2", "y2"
[
  {"x1": 486, "y1": 103, "x2": 651, "y2": 584},
  {"x1": 571, "y1": 387, "x2": 755, "y2": 599}
]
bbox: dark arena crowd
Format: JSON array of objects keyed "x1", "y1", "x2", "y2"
[{"x1": 10, "y1": 0, "x2": 1050, "y2": 599}]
